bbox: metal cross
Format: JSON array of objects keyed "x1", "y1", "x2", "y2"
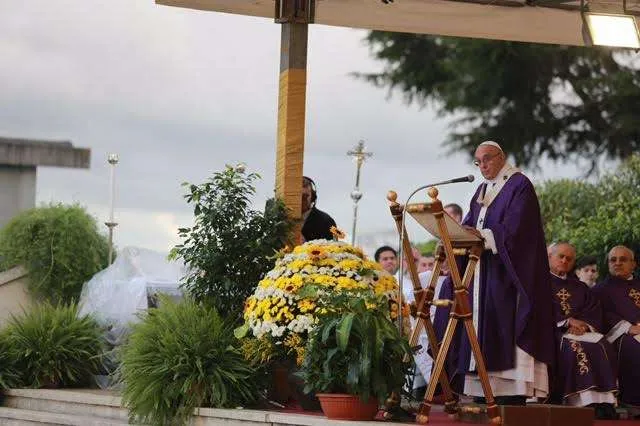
[{"x1": 347, "y1": 140, "x2": 373, "y2": 246}]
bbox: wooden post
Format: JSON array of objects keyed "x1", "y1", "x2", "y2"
[{"x1": 275, "y1": 21, "x2": 308, "y2": 243}]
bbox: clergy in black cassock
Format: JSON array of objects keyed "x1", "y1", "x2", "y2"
[
  {"x1": 548, "y1": 242, "x2": 617, "y2": 410},
  {"x1": 594, "y1": 245, "x2": 640, "y2": 409},
  {"x1": 301, "y1": 176, "x2": 336, "y2": 242}
]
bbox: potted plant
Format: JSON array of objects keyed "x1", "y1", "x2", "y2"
[
  {"x1": 235, "y1": 238, "x2": 404, "y2": 408},
  {"x1": 298, "y1": 294, "x2": 412, "y2": 421}
]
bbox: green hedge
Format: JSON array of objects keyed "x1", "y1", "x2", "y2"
[
  {"x1": 0, "y1": 204, "x2": 109, "y2": 304},
  {"x1": 537, "y1": 155, "x2": 640, "y2": 273}
]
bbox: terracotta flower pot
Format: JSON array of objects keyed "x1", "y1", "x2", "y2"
[{"x1": 316, "y1": 393, "x2": 379, "y2": 420}]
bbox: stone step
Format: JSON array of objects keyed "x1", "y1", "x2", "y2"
[
  {"x1": 3, "y1": 389, "x2": 127, "y2": 422},
  {"x1": 0, "y1": 407, "x2": 129, "y2": 426},
  {"x1": 0, "y1": 389, "x2": 393, "y2": 425}
]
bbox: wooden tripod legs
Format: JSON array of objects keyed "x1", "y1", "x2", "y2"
[{"x1": 416, "y1": 255, "x2": 501, "y2": 425}]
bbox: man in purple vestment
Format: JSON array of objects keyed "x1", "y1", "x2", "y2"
[
  {"x1": 446, "y1": 141, "x2": 555, "y2": 406},
  {"x1": 548, "y1": 242, "x2": 617, "y2": 418},
  {"x1": 594, "y1": 245, "x2": 640, "y2": 411}
]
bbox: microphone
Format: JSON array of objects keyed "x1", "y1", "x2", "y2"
[
  {"x1": 410, "y1": 175, "x2": 475, "y2": 196},
  {"x1": 448, "y1": 175, "x2": 475, "y2": 184},
  {"x1": 393, "y1": 174, "x2": 475, "y2": 331}
]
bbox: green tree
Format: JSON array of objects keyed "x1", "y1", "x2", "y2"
[
  {"x1": 538, "y1": 155, "x2": 640, "y2": 274},
  {"x1": 0, "y1": 204, "x2": 109, "y2": 304},
  {"x1": 359, "y1": 33, "x2": 640, "y2": 171},
  {"x1": 170, "y1": 165, "x2": 294, "y2": 321}
]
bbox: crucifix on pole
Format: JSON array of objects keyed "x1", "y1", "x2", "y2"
[{"x1": 347, "y1": 140, "x2": 372, "y2": 246}]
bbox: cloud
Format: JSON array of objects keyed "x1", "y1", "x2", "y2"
[{"x1": 0, "y1": 0, "x2": 585, "y2": 255}]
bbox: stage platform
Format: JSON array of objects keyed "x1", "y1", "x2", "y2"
[{"x1": 0, "y1": 389, "x2": 636, "y2": 425}]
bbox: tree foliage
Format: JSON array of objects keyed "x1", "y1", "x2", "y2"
[
  {"x1": 538, "y1": 155, "x2": 640, "y2": 274},
  {"x1": 415, "y1": 240, "x2": 438, "y2": 257},
  {"x1": 0, "y1": 204, "x2": 110, "y2": 304},
  {"x1": 360, "y1": 33, "x2": 640, "y2": 171},
  {"x1": 170, "y1": 165, "x2": 294, "y2": 321}
]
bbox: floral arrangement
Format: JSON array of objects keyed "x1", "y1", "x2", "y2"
[{"x1": 236, "y1": 237, "x2": 405, "y2": 366}]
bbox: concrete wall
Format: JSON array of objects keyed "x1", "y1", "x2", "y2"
[
  {"x1": 0, "y1": 166, "x2": 37, "y2": 229},
  {"x1": 0, "y1": 137, "x2": 90, "y2": 229},
  {"x1": 0, "y1": 266, "x2": 31, "y2": 327}
]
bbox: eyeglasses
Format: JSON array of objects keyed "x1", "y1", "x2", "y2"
[
  {"x1": 473, "y1": 152, "x2": 501, "y2": 167},
  {"x1": 609, "y1": 256, "x2": 632, "y2": 263}
]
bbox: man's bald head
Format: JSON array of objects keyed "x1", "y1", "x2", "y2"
[
  {"x1": 607, "y1": 245, "x2": 636, "y2": 279},
  {"x1": 474, "y1": 141, "x2": 506, "y2": 180}
]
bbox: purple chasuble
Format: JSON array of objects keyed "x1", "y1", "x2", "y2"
[
  {"x1": 457, "y1": 173, "x2": 555, "y2": 373},
  {"x1": 594, "y1": 276, "x2": 640, "y2": 406},
  {"x1": 550, "y1": 274, "x2": 617, "y2": 400},
  {"x1": 594, "y1": 276, "x2": 640, "y2": 330}
]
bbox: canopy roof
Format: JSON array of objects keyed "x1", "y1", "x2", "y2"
[{"x1": 156, "y1": 0, "x2": 640, "y2": 47}]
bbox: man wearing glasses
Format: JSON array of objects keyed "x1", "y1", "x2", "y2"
[
  {"x1": 449, "y1": 141, "x2": 555, "y2": 406},
  {"x1": 594, "y1": 246, "x2": 640, "y2": 413}
]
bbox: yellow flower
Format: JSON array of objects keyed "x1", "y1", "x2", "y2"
[
  {"x1": 298, "y1": 299, "x2": 316, "y2": 313},
  {"x1": 365, "y1": 301, "x2": 378, "y2": 310},
  {"x1": 283, "y1": 333, "x2": 302, "y2": 349},
  {"x1": 288, "y1": 259, "x2": 308, "y2": 271},
  {"x1": 336, "y1": 277, "x2": 366, "y2": 291},
  {"x1": 295, "y1": 347, "x2": 305, "y2": 366},
  {"x1": 338, "y1": 259, "x2": 360, "y2": 271},
  {"x1": 307, "y1": 246, "x2": 328, "y2": 261},
  {"x1": 330, "y1": 226, "x2": 346, "y2": 240},
  {"x1": 258, "y1": 278, "x2": 273, "y2": 288}
]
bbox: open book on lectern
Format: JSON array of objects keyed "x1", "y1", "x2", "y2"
[{"x1": 405, "y1": 202, "x2": 482, "y2": 244}]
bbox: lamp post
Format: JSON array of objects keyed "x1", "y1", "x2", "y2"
[
  {"x1": 106, "y1": 153, "x2": 119, "y2": 265},
  {"x1": 347, "y1": 140, "x2": 373, "y2": 246}
]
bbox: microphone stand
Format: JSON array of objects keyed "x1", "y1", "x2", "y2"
[{"x1": 395, "y1": 176, "x2": 474, "y2": 332}]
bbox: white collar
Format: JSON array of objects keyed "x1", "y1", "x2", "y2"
[
  {"x1": 476, "y1": 163, "x2": 520, "y2": 208},
  {"x1": 551, "y1": 271, "x2": 567, "y2": 280}
]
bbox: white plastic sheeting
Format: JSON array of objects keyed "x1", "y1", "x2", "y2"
[{"x1": 78, "y1": 246, "x2": 186, "y2": 327}]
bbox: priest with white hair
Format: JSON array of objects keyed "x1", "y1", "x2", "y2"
[{"x1": 439, "y1": 141, "x2": 555, "y2": 406}]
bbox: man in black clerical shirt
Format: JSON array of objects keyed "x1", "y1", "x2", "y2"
[{"x1": 301, "y1": 176, "x2": 336, "y2": 242}]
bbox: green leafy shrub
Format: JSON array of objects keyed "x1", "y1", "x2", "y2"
[
  {"x1": 298, "y1": 295, "x2": 412, "y2": 403},
  {"x1": 120, "y1": 297, "x2": 261, "y2": 425},
  {"x1": 537, "y1": 155, "x2": 640, "y2": 274},
  {"x1": 3, "y1": 303, "x2": 104, "y2": 388},
  {"x1": 0, "y1": 204, "x2": 109, "y2": 304},
  {"x1": 171, "y1": 165, "x2": 293, "y2": 321},
  {"x1": 0, "y1": 334, "x2": 20, "y2": 390}
]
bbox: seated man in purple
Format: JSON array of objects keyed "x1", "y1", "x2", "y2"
[
  {"x1": 548, "y1": 242, "x2": 617, "y2": 418},
  {"x1": 594, "y1": 245, "x2": 640, "y2": 412}
]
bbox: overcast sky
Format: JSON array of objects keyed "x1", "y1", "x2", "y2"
[{"x1": 0, "y1": 0, "x2": 587, "y2": 256}]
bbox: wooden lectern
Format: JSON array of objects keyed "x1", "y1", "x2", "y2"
[{"x1": 387, "y1": 187, "x2": 501, "y2": 425}]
